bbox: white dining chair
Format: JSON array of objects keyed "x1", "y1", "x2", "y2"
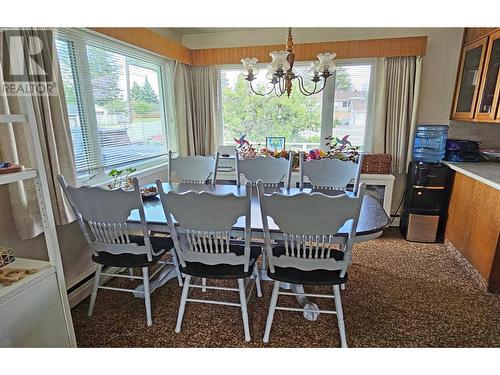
[
  {"x1": 235, "y1": 152, "x2": 293, "y2": 188},
  {"x1": 168, "y1": 150, "x2": 220, "y2": 184},
  {"x1": 156, "y1": 180, "x2": 262, "y2": 342},
  {"x1": 257, "y1": 180, "x2": 366, "y2": 347},
  {"x1": 299, "y1": 152, "x2": 364, "y2": 193},
  {"x1": 58, "y1": 175, "x2": 182, "y2": 326}
]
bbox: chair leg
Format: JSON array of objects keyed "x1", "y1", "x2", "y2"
[
  {"x1": 253, "y1": 264, "x2": 262, "y2": 297},
  {"x1": 260, "y1": 249, "x2": 266, "y2": 271},
  {"x1": 263, "y1": 280, "x2": 280, "y2": 343},
  {"x1": 88, "y1": 264, "x2": 102, "y2": 317},
  {"x1": 237, "y1": 278, "x2": 251, "y2": 342},
  {"x1": 128, "y1": 268, "x2": 134, "y2": 280},
  {"x1": 202, "y1": 277, "x2": 207, "y2": 292},
  {"x1": 176, "y1": 275, "x2": 191, "y2": 333},
  {"x1": 333, "y1": 284, "x2": 347, "y2": 348},
  {"x1": 142, "y1": 267, "x2": 152, "y2": 326},
  {"x1": 171, "y1": 251, "x2": 183, "y2": 287},
  {"x1": 341, "y1": 283, "x2": 346, "y2": 291}
]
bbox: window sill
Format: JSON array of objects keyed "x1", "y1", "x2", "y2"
[{"x1": 83, "y1": 159, "x2": 168, "y2": 188}]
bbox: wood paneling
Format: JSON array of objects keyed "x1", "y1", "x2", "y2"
[
  {"x1": 191, "y1": 36, "x2": 428, "y2": 66},
  {"x1": 90, "y1": 28, "x2": 192, "y2": 65},
  {"x1": 445, "y1": 172, "x2": 500, "y2": 285},
  {"x1": 464, "y1": 28, "x2": 498, "y2": 46}
]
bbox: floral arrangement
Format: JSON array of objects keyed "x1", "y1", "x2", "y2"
[
  {"x1": 324, "y1": 135, "x2": 360, "y2": 163},
  {"x1": 234, "y1": 134, "x2": 360, "y2": 167}
]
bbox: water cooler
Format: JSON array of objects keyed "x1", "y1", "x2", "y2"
[
  {"x1": 400, "y1": 125, "x2": 451, "y2": 243},
  {"x1": 399, "y1": 162, "x2": 451, "y2": 243}
]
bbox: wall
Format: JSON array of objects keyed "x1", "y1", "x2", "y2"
[{"x1": 449, "y1": 120, "x2": 500, "y2": 148}]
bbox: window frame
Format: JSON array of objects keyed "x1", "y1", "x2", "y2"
[
  {"x1": 217, "y1": 58, "x2": 377, "y2": 152},
  {"x1": 55, "y1": 28, "x2": 174, "y2": 185}
]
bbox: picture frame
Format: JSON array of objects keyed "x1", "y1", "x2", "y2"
[{"x1": 266, "y1": 136, "x2": 286, "y2": 152}]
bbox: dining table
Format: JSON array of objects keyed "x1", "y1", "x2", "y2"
[{"x1": 128, "y1": 182, "x2": 390, "y2": 320}]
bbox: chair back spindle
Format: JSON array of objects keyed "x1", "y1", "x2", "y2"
[
  {"x1": 58, "y1": 175, "x2": 155, "y2": 261},
  {"x1": 257, "y1": 180, "x2": 366, "y2": 274},
  {"x1": 156, "y1": 180, "x2": 253, "y2": 272}
]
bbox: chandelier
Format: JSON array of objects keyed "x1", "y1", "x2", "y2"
[{"x1": 240, "y1": 28, "x2": 336, "y2": 97}]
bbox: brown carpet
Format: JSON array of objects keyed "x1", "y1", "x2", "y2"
[{"x1": 71, "y1": 229, "x2": 500, "y2": 347}]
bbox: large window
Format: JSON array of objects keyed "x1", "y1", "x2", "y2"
[
  {"x1": 219, "y1": 60, "x2": 375, "y2": 151},
  {"x1": 56, "y1": 30, "x2": 173, "y2": 183}
]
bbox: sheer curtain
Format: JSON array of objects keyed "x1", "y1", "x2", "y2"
[
  {"x1": 174, "y1": 63, "x2": 219, "y2": 156},
  {"x1": 0, "y1": 28, "x2": 77, "y2": 239},
  {"x1": 373, "y1": 56, "x2": 423, "y2": 174}
]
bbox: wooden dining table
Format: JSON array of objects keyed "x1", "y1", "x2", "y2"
[{"x1": 128, "y1": 182, "x2": 390, "y2": 320}]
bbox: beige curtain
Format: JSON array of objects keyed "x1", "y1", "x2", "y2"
[
  {"x1": 174, "y1": 63, "x2": 219, "y2": 156},
  {"x1": 373, "y1": 56, "x2": 422, "y2": 174},
  {"x1": 0, "y1": 28, "x2": 77, "y2": 240}
]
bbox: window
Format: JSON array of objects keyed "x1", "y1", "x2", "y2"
[
  {"x1": 219, "y1": 60, "x2": 375, "y2": 151},
  {"x1": 56, "y1": 30, "x2": 173, "y2": 183}
]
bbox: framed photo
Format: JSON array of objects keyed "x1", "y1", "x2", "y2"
[{"x1": 266, "y1": 137, "x2": 286, "y2": 152}]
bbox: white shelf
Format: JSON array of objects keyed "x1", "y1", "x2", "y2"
[
  {"x1": 0, "y1": 168, "x2": 38, "y2": 186},
  {"x1": 0, "y1": 114, "x2": 27, "y2": 124},
  {"x1": 0, "y1": 258, "x2": 53, "y2": 305}
]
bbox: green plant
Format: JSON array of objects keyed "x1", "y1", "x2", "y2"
[{"x1": 108, "y1": 168, "x2": 123, "y2": 188}]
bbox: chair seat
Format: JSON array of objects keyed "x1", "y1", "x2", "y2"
[
  {"x1": 267, "y1": 245, "x2": 347, "y2": 285},
  {"x1": 180, "y1": 245, "x2": 261, "y2": 279},
  {"x1": 91, "y1": 235, "x2": 174, "y2": 268}
]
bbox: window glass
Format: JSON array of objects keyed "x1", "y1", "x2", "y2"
[
  {"x1": 56, "y1": 31, "x2": 170, "y2": 182},
  {"x1": 220, "y1": 61, "x2": 374, "y2": 151}
]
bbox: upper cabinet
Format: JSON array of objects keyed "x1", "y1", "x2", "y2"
[
  {"x1": 476, "y1": 30, "x2": 500, "y2": 121},
  {"x1": 451, "y1": 28, "x2": 500, "y2": 123}
]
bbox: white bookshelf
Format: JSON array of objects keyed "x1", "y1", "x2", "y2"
[
  {"x1": 0, "y1": 64, "x2": 76, "y2": 347},
  {"x1": 0, "y1": 168, "x2": 38, "y2": 185}
]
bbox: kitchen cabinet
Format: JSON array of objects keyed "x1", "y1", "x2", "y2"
[
  {"x1": 445, "y1": 171, "x2": 500, "y2": 293},
  {"x1": 476, "y1": 29, "x2": 500, "y2": 121},
  {"x1": 452, "y1": 37, "x2": 488, "y2": 120},
  {"x1": 451, "y1": 28, "x2": 500, "y2": 123}
]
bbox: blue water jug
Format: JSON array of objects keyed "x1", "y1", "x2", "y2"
[{"x1": 413, "y1": 125, "x2": 448, "y2": 163}]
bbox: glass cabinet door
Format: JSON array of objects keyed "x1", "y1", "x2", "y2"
[
  {"x1": 476, "y1": 30, "x2": 500, "y2": 121},
  {"x1": 452, "y1": 37, "x2": 487, "y2": 120}
]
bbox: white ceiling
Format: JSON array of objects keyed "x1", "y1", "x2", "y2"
[{"x1": 168, "y1": 27, "x2": 277, "y2": 35}]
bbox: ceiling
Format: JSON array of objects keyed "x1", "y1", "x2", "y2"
[{"x1": 168, "y1": 27, "x2": 276, "y2": 35}]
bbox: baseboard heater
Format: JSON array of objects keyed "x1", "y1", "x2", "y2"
[{"x1": 67, "y1": 266, "x2": 122, "y2": 308}]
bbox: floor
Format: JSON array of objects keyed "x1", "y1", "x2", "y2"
[{"x1": 71, "y1": 229, "x2": 500, "y2": 347}]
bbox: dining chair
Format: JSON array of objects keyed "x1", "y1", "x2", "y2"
[
  {"x1": 299, "y1": 152, "x2": 364, "y2": 193},
  {"x1": 168, "y1": 150, "x2": 220, "y2": 184},
  {"x1": 235, "y1": 152, "x2": 293, "y2": 188},
  {"x1": 58, "y1": 175, "x2": 182, "y2": 326},
  {"x1": 257, "y1": 180, "x2": 366, "y2": 347},
  {"x1": 156, "y1": 180, "x2": 262, "y2": 342}
]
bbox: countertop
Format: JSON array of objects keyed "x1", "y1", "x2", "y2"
[{"x1": 442, "y1": 161, "x2": 500, "y2": 190}]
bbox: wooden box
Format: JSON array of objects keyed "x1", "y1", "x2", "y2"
[{"x1": 361, "y1": 154, "x2": 392, "y2": 174}]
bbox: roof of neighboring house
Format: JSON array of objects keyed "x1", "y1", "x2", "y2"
[{"x1": 334, "y1": 90, "x2": 367, "y2": 100}]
